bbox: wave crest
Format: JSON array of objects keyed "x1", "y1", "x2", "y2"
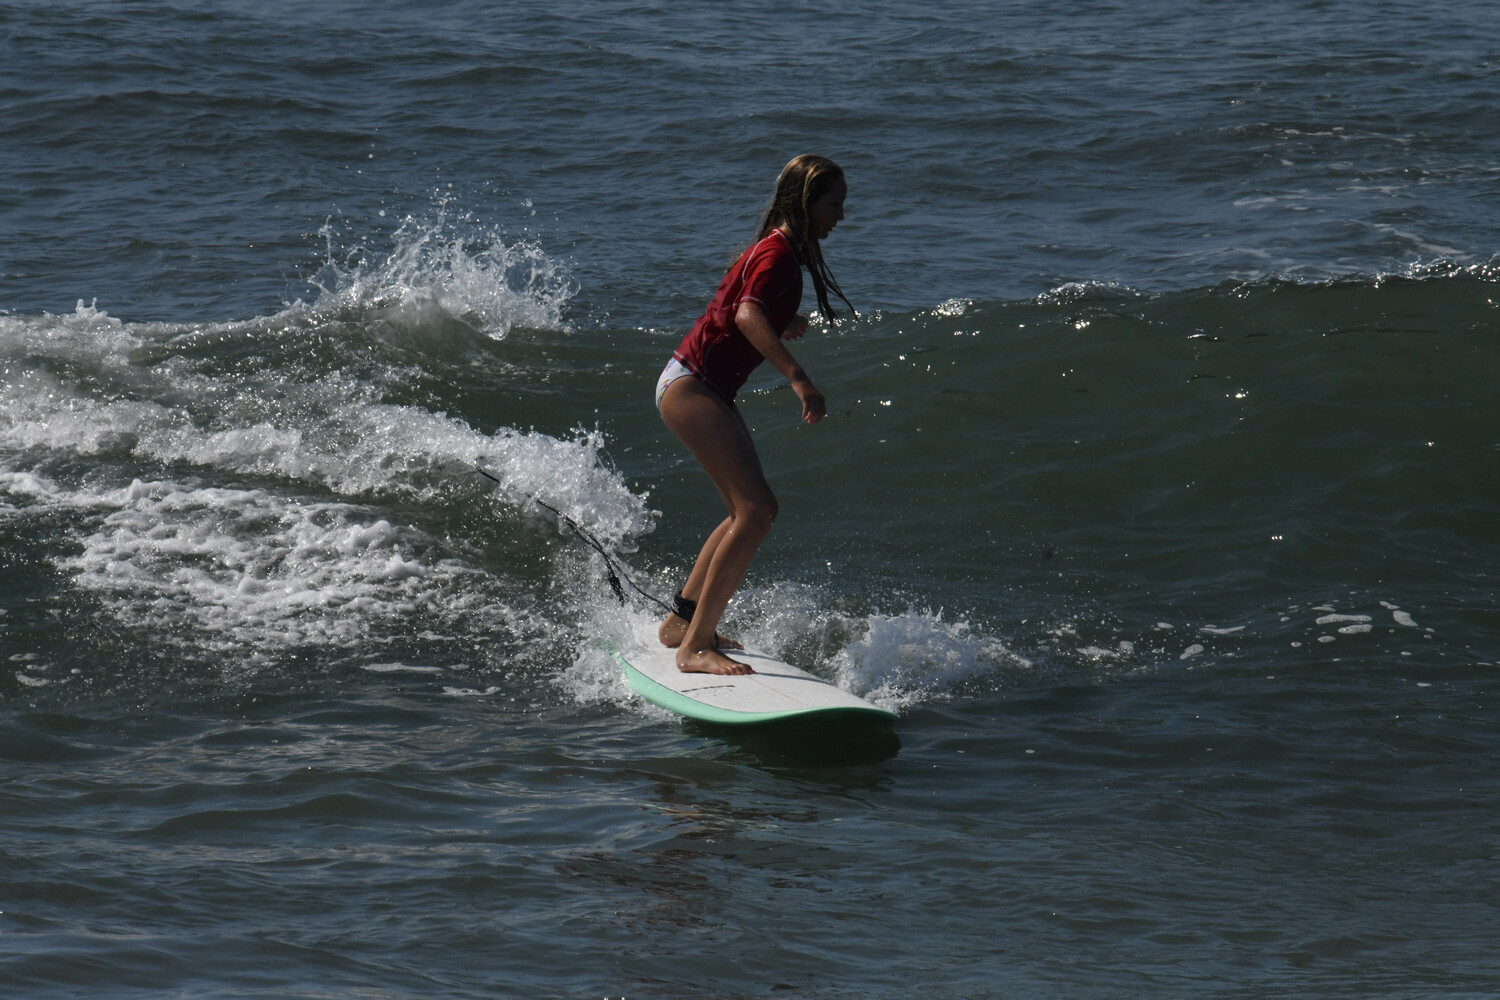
[{"x1": 312, "y1": 197, "x2": 577, "y2": 338}]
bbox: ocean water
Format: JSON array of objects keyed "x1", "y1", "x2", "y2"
[{"x1": 3, "y1": 1, "x2": 1499, "y2": 997}]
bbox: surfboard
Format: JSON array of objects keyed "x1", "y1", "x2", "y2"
[{"x1": 607, "y1": 642, "x2": 898, "y2": 726}]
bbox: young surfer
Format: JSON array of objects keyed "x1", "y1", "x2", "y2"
[{"x1": 654, "y1": 154, "x2": 853, "y2": 675}]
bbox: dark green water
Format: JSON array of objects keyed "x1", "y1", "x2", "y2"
[{"x1": 3, "y1": 1, "x2": 1499, "y2": 996}]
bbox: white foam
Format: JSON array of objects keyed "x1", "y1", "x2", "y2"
[
  {"x1": 473, "y1": 425, "x2": 653, "y2": 550},
  {"x1": 562, "y1": 640, "x2": 654, "y2": 712},
  {"x1": 932, "y1": 298, "x2": 971, "y2": 317},
  {"x1": 1036, "y1": 280, "x2": 1142, "y2": 305},
  {"x1": 1316, "y1": 613, "x2": 1372, "y2": 625},
  {"x1": 0, "y1": 221, "x2": 657, "y2": 689},
  {"x1": 829, "y1": 609, "x2": 1031, "y2": 710},
  {"x1": 0, "y1": 313, "x2": 651, "y2": 546},
  {"x1": 554, "y1": 586, "x2": 674, "y2": 713},
  {"x1": 313, "y1": 199, "x2": 576, "y2": 338},
  {"x1": 0, "y1": 299, "x2": 133, "y2": 353},
  {"x1": 0, "y1": 202, "x2": 634, "y2": 536},
  {"x1": 54, "y1": 478, "x2": 507, "y2": 657},
  {"x1": 0, "y1": 470, "x2": 60, "y2": 501},
  {"x1": 359, "y1": 662, "x2": 446, "y2": 675},
  {"x1": 556, "y1": 588, "x2": 1033, "y2": 716}
]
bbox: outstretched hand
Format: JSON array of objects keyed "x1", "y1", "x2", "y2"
[
  {"x1": 793, "y1": 377, "x2": 826, "y2": 424},
  {"x1": 732, "y1": 301, "x2": 824, "y2": 423}
]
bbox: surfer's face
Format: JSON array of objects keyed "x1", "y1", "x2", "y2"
[{"x1": 809, "y1": 176, "x2": 846, "y2": 240}]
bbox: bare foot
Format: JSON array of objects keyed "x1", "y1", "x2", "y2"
[
  {"x1": 657, "y1": 613, "x2": 743, "y2": 650},
  {"x1": 676, "y1": 646, "x2": 754, "y2": 675}
]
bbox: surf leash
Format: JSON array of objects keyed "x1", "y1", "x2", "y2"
[{"x1": 473, "y1": 464, "x2": 672, "y2": 615}]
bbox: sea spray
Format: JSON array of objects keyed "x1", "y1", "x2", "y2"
[
  {"x1": 831, "y1": 609, "x2": 1032, "y2": 710},
  {"x1": 311, "y1": 197, "x2": 577, "y2": 339}
]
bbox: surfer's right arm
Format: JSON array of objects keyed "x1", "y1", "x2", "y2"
[{"x1": 734, "y1": 301, "x2": 826, "y2": 424}]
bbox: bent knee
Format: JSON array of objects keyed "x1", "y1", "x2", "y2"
[{"x1": 736, "y1": 494, "x2": 779, "y2": 535}]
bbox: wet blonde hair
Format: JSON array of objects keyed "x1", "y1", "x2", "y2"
[{"x1": 753, "y1": 154, "x2": 855, "y2": 320}]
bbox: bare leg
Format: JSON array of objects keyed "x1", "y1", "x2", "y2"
[
  {"x1": 657, "y1": 376, "x2": 777, "y2": 675},
  {"x1": 657, "y1": 516, "x2": 744, "y2": 650}
]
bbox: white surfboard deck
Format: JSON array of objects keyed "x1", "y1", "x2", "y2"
[{"x1": 607, "y1": 642, "x2": 897, "y2": 726}]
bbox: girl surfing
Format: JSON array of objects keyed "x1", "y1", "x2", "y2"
[{"x1": 653, "y1": 154, "x2": 853, "y2": 675}]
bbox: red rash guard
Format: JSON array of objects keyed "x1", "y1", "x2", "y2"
[{"x1": 673, "y1": 229, "x2": 804, "y2": 402}]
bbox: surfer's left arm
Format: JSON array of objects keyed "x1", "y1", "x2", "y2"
[{"x1": 734, "y1": 301, "x2": 825, "y2": 424}]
